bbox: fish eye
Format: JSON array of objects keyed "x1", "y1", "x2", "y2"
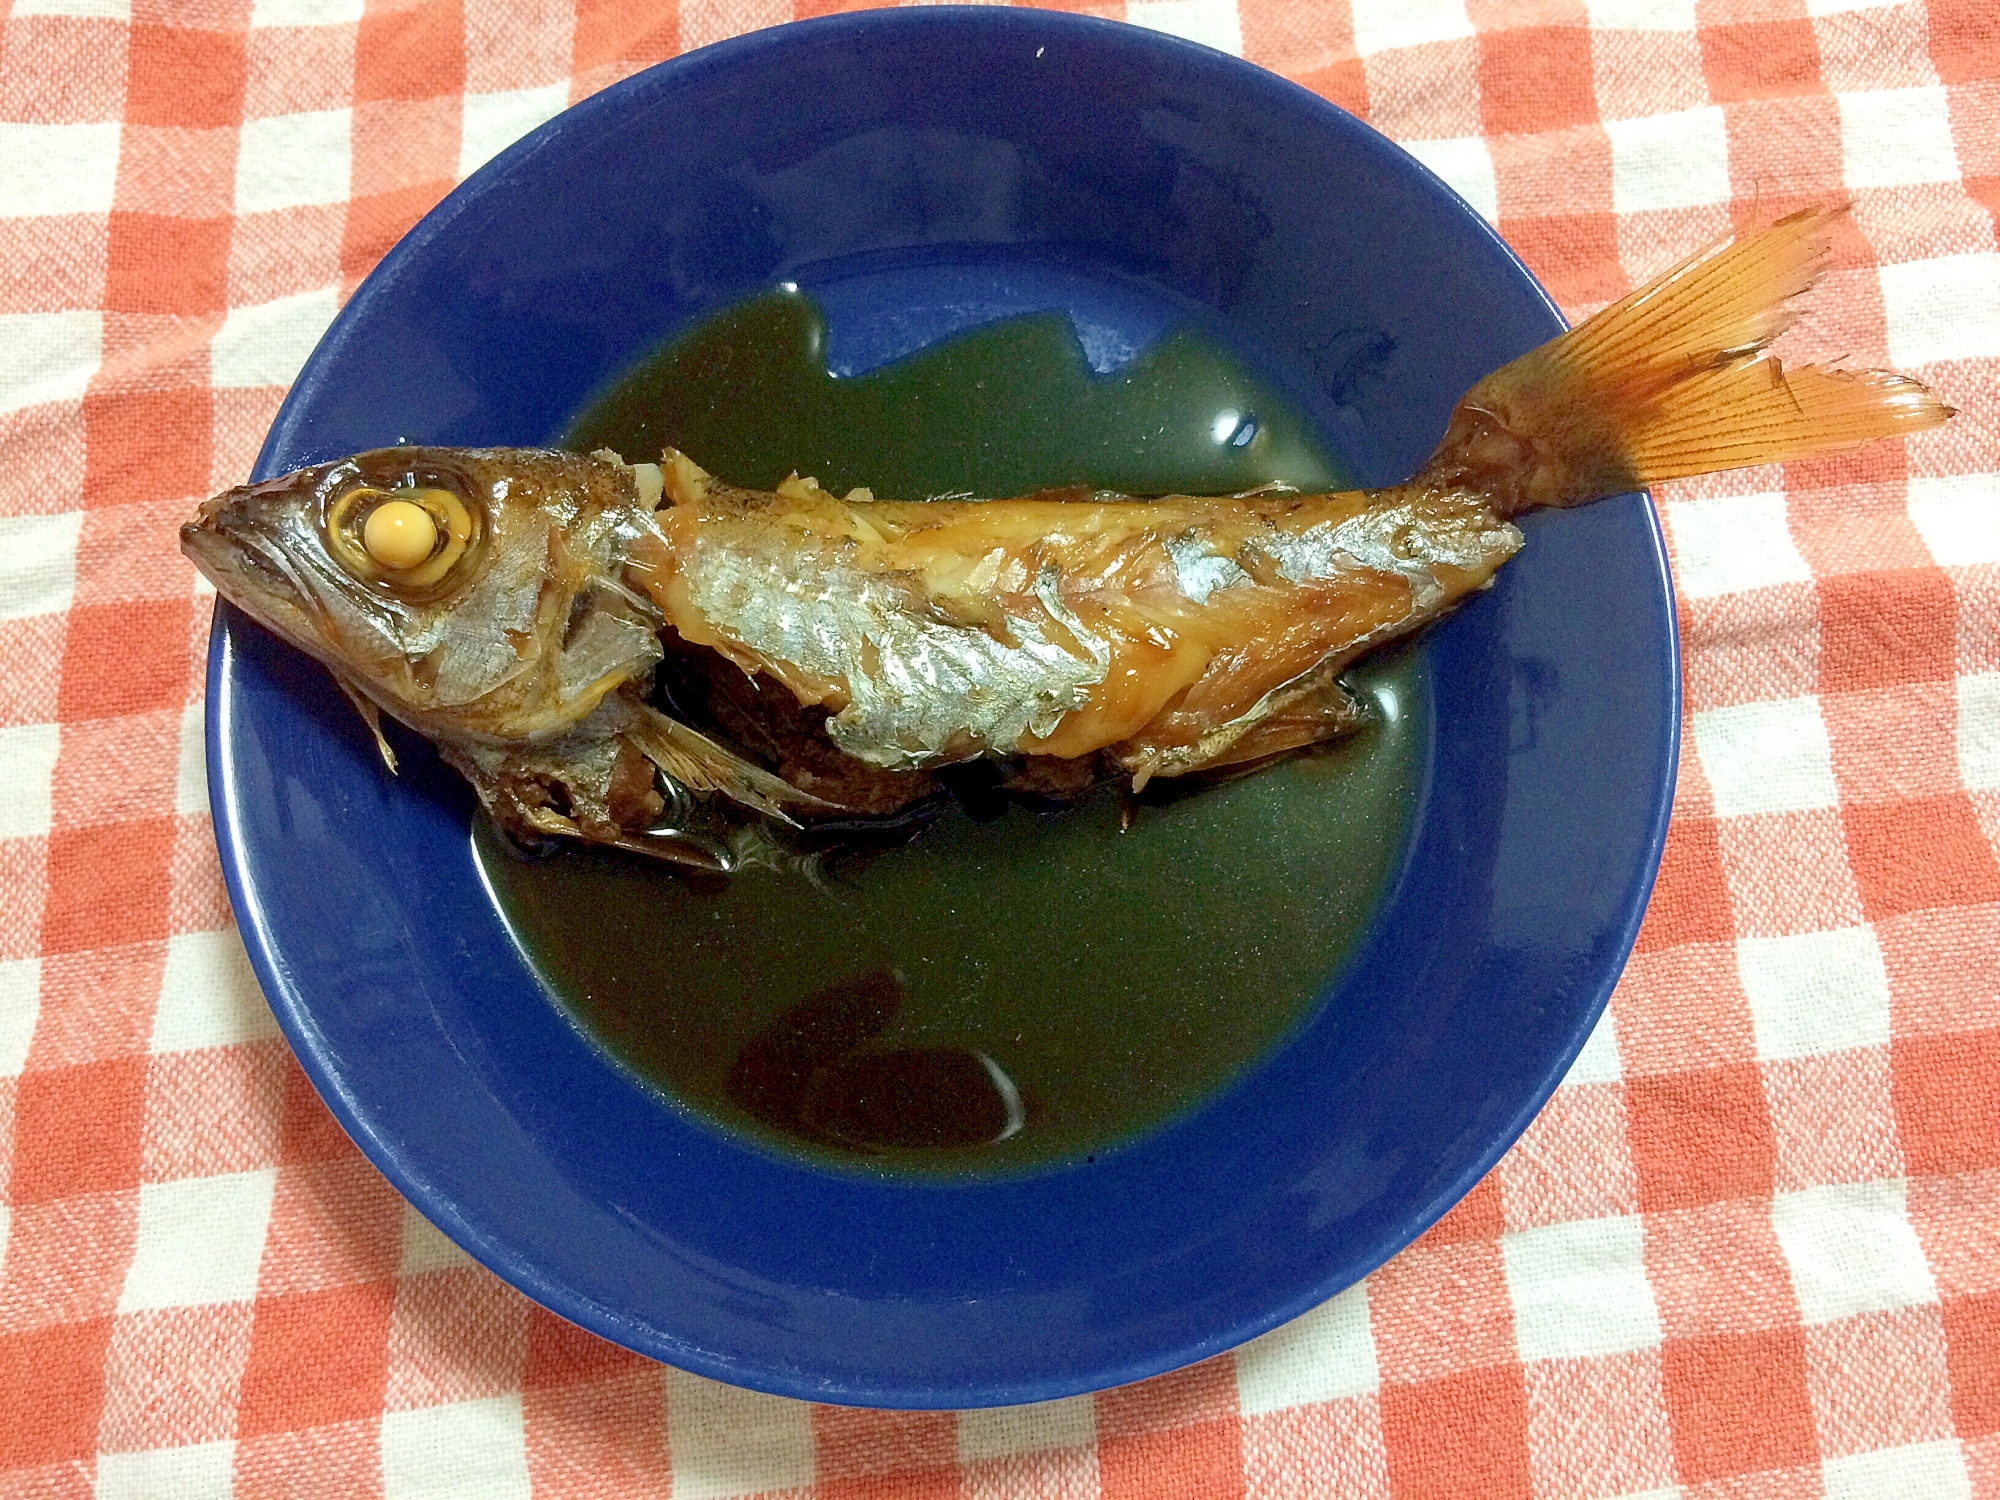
[
  {"x1": 325, "y1": 479, "x2": 477, "y2": 590},
  {"x1": 363, "y1": 499, "x2": 437, "y2": 568}
]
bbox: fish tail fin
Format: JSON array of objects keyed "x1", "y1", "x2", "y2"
[{"x1": 1415, "y1": 206, "x2": 1954, "y2": 515}]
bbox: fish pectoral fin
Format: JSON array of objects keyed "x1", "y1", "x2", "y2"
[
  {"x1": 335, "y1": 675, "x2": 398, "y2": 773},
  {"x1": 628, "y1": 707, "x2": 835, "y2": 827}
]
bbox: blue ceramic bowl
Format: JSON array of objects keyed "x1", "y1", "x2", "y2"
[{"x1": 208, "y1": 7, "x2": 1677, "y2": 1406}]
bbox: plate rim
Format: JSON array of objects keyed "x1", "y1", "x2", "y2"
[{"x1": 205, "y1": 5, "x2": 1681, "y2": 1408}]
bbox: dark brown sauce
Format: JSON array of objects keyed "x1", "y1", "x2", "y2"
[
  {"x1": 726, "y1": 965, "x2": 1027, "y2": 1153},
  {"x1": 475, "y1": 292, "x2": 1423, "y2": 1174}
]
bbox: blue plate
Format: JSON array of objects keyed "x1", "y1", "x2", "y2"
[{"x1": 207, "y1": 8, "x2": 1676, "y2": 1406}]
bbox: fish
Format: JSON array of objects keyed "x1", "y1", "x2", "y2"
[{"x1": 182, "y1": 207, "x2": 1951, "y2": 870}]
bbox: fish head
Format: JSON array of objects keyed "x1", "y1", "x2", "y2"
[{"x1": 182, "y1": 446, "x2": 667, "y2": 743}]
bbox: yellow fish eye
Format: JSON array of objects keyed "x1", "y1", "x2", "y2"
[
  {"x1": 362, "y1": 498, "x2": 438, "y2": 569},
  {"x1": 326, "y1": 481, "x2": 477, "y2": 589}
]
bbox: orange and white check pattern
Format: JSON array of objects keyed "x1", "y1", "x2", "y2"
[{"x1": 2, "y1": 0, "x2": 1997, "y2": 1495}]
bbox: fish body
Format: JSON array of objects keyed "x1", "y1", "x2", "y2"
[
  {"x1": 182, "y1": 209, "x2": 1952, "y2": 867},
  {"x1": 642, "y1": 468, "x2": 1517, "y2": 784}
]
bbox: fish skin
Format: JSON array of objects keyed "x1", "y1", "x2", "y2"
[
  {"x1": 181, "y1": 208, "x2": 1953, "y2": 867},
  {"x1": 184, "y1": 441, "x2": 1505, "y2": 858},
  {"x1": 638, "y1": 467, "x2": 1521, "y2": 783}
]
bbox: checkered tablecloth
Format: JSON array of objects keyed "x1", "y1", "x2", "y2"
[{"x1": 3, "y1": 0, "x2": 1997, "y2": 1494}]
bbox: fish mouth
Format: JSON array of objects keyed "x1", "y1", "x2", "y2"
[{"x1": 180, "y1": 514, "x2": 354, "y2": 669}]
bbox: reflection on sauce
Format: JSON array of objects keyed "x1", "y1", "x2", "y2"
[{"x1": 727, "y1": 965, "x2": 1028, "y2": 1154}]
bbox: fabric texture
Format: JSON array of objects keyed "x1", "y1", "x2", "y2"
[{"x1": 2, "y1": 0, "x2": 1997, "y2": 1495}]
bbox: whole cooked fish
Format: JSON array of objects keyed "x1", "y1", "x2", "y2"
[{"x1": 183, "y1": 208, "x2": 1950, "y2": 869}]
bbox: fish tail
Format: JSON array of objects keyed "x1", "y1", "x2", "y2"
[{"x1": 1415, "y1": 206, "x2": 1954, "y2": 515}]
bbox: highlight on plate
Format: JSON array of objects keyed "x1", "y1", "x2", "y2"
[{"x1": 182, "y1": 209, "x2": 1951, "y2": 873}]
